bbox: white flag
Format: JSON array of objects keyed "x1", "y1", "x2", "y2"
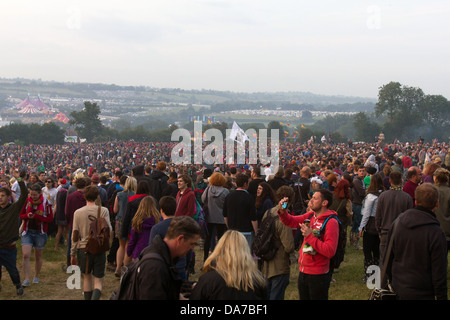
[{"x1": 229, "y1": 121, "x2": 249, "y2": 145}]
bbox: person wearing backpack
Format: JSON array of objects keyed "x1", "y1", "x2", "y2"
[
  {"x1": 277, "y1": 188, "x2": 339, "y2": 300},
  {"x1": 71, "y1": 185, "x2": 112, "y2": 300},
  {"x1": 260, "y1": 186, "x2": 295, "y2": 300},
  {"x1": 149, "y1": 161, "x2": 169, "y2": 202},
  {"x1": 120, "y1": 216, "x2": 201, "y2": 300}
]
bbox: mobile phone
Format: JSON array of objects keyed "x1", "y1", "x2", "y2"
[{"x1": 282, "y1": 202, "x2": 288, "y2": 209}]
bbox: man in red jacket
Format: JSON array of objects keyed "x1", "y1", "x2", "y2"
[
  {"x1": 278, "y1": 188, "x2": 339, "y2": 300},
  {"x1": 174, "y1": 174, "x2": 197, "y2": 280},
  {"x1": 402, "y1": 167, "x2": 422, "y2": 202},
  {"x1": 175, "y1": 174, "x2": 196, "y2": 218}
]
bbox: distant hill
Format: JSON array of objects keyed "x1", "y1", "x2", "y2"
[{"x1": 0, "y1": 77, "x2": 376, "y2": 109}]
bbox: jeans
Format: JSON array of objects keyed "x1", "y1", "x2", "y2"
[
  {"x1": 203, "y1": 223, "x2": 227, "y2": 261},
  {"x1": 362, "y1": 231, "x2": 380, "y2": 263},
  {"x1": 21, "y1": 230, "x2": 48, "y2": 250},
  {"x1": 297, "y1": 271, "x2": 332, "y2": 300},
  {"x1": 66, "y1": 228, "x2": 72, "y2": 265},
  {"x1": 0, "y1": 246, "x2": 21, "y2": 287},
  {"x1": 240, "y1": 232, "x2": 253, "y2": 253},
  {"x1": 351, "y1": 204, "x2": 362, "y2": 233},
  {"x1": 266, "y1": 273, "x2": 290, "y2": 300}
]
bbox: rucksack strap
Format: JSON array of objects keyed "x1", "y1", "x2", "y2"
[{"x1": 319, "y1": 215, "x2": 341, "y2": 235}]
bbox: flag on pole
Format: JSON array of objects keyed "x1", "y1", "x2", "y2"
[{"x1": 229, "y1": 121, "x2": 249, "y2": 146}]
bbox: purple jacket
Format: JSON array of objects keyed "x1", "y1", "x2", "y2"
[{"x1": 127, "y1": 217, "x2": 156, "y2": 259}]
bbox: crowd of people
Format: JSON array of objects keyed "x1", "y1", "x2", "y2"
[{"x1": 0, "y1": 136, "x2": 448, "y2": 300}]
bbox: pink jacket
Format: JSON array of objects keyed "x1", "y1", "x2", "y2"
[{"x1": 278, "y1": 209, "x2": 339, "y2": 275}]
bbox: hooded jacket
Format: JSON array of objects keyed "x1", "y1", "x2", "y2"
[
  {"x1": 278, "y1": 208, "x2": 339, "y2": 275},
  {"x1": 201, "y1": 185, "x2": 229, "y2": 224},
  {"x1": 387, "y1": 207, "x2": 447, "y2": 300},
  {"x1": 175, "y1": 187, "x2": 196, "y2": 218},
  {"x1": 127, "y1": 216, "x2": 157, "y2": 259}
]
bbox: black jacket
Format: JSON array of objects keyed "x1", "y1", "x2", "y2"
[
  {"x1": 120, "y1": 194, "x2": 147, "y2": 238},
  {"x1": 149, "y1": 170, "x2": 169, "y2": 201},
  {"x1": 190, "y1": 270, "x2": 267, "y2": 300},
  {"x1": 267, "y1": 176, "x2": 288, "y2": 192},
  {"x1": 387, "y1": 207, "x2": 448, "y2": 300},
  {"x1": 136, "y1": 235, "x2": 182, "y2": 300}
]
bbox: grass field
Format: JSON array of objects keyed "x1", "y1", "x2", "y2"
[{"x1": 1, "y1": 228, "x2": 448, "y2": 301}]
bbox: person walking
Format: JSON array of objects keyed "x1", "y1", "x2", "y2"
[
  {"x1": 385, "y1": 183, "x2": 447, "y2": 300},
  {"x1": 0, "y1": 169, "x2": 28, "y2": 296},
  {"x1": 375, "y1": 171, "x2": 413, "y2": 266},
  {"x1": 70, "y1": 185, "x2": 112, "y2": 300},
  {"x1": 64, "y1": 176, "x2": 88, "y2": 270},
  {"x1": 358, "y1": 173, "x2": 384, "y2": 282},
  {"x1": 54, "y1": 180, "x2": 69, "y2": 250},
  {"x1": 113, "y1": 176, "x2": 137, "y2": 277},
  {"x1": 126, "y1": 196, "x2": 160, "y2": 261},
  {"x1": 350, "y1": 166, "x2": 366, "y2": 249},
  {"x1": 433, "y1": 168, "x2": 450, "y2": 251},
  {"x1": 19, "y1": 183, "x2": 54, "y2": 286},
  {"x1": 222, "y1": 173, "x2": 258, "y2": 250},
  {"x1": 201, "y1": 172, "x2": 229, "y2": 262},
  {"x1": 133, "y1": 216, "x2": 201, "y2": 300}
]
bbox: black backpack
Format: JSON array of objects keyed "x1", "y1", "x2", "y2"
[
  {"x1": 252, "y1": 211, "x2": 280, "y2": 261},
  {"x1": 150, "y1": 178, "x2": 165, "y2": 202},
  {"x1": 316, "y1": 214, "x2": 345, "y2": 270},
  {"x1": 110, "y1": 248, "x2": 163, "y2": 300}
]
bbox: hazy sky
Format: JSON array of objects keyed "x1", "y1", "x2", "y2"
[{"x1": 1, "y1": 0, "x2": 449, "y2": 99}]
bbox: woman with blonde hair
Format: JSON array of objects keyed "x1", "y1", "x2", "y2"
[
  {"x1": 113, "y1": 176, "x2": 137, "y2": 277},
  {"x1": 126, "y1": 196, "x2": 160, "y2": 260},
  {"x1": 190, "y1": 230, "x2": 267, "y2": 300}
]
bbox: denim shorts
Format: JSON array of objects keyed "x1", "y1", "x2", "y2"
[{"x1": 21, "y1": 230, "x2": 48, "y2": 250}]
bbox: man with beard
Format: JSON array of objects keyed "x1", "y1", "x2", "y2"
[{"x1": 277, "y1": 189, "x2": 339, "y2": 300}]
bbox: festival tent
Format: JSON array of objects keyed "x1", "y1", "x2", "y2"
[
  {"x1": 18, "y1": 104, "x2": 41, "y2": 114},
  {"x1": 15, "y1": 95, "x2": 33, "y2": 109},
  {"x1": 34, "y1": 95, "x2": 49, "y2": 110},
  {"x1": 15, "y1": 94, "x2": 50, "y2": 111},
  {"x1": 53, "y1": 112, "x2": 70, "y2": 123}
]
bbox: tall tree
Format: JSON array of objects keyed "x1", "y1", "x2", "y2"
[
  {"x1": 375, "y1": 81, "x2": 426, "y2": 140},
  {"x1": 375, "y1": 81, "x2": 403, "y2": 122},
  {"x1": 69, "y1": 101, "x2": 104, "y2": 142}
]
